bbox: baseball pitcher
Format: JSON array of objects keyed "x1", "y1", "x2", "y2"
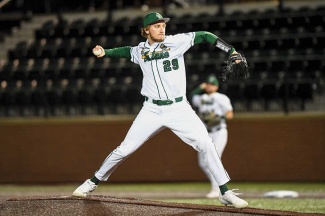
[
  {"x1": 73, "y1": 12, "x2": 248, "y2": 208},
  {"x1": 191, "y1": 74, "x2": 233, "y2": 198}
]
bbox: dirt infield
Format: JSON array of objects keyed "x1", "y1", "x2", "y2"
[{"x1": 0, "y1": 195, "x2": 324, "y2": 216}]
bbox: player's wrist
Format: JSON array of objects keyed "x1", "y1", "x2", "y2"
[
  {"x1": 229, "y1": 48, "x2": 236, "y2": 56},
  {"x1": 214, "y1": 38, "x2": 233, "y2": 54}
]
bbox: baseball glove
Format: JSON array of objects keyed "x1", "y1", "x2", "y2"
[
  {"x1": 200, "y1": 112, "x2": 222, "y2": 129},
  {"x1": 221, "y1": 53, "x2": 249, "y2": 81}
]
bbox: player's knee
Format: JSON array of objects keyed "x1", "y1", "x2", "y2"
[
  {"x1": 197, "y1": 136, "x2": 213, "y2": 151},
  {"x1": 195, "y1": 137, "x2": 216, "y2": 161},
  {"x1": 114, "y1": 141, "x2": 139, "y2": 158}
]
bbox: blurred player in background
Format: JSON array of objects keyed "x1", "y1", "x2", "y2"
[{"x1": 190, "y1": 74, "x2": 233, "y2": 198}]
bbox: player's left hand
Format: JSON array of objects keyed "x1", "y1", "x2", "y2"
[
  {"x1": 230, "y1": 51, "x2": 241, "y2": 63},
  {"x1": 201, "y1": 112, "x2": 222, "y2": 128},
  {"x1": 221, "y1": 52, "x2": 250, "y2": 81}
]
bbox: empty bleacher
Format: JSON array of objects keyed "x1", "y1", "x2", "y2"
[{"x1": 0, "y1": 3, "x2": 324, "y2": 117}]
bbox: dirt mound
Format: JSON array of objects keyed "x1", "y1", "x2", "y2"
[{"x1": 0, "y1": 195, "x2": 323, "y2": 216}]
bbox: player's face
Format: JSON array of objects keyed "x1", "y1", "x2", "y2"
[
  {"x1": 205, "y1": 83, "x2": 219, "y2": 94},
  {"x1": 146, "y1": 22, "x2": 166, "y2": 44}
]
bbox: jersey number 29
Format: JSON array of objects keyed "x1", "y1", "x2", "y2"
[{"x1": 163, "y1": 59, "x2": 179, "y2": 72}]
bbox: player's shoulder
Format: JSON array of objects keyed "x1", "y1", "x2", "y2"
[
  {"x1": 136, "y1": 41, "x2": 146, "y2": 48},
  {"x1": 165, "y1": 32, "x2": 195, "y2": 40},
  {"x1": 132, "y1": 42, "x2": 148, "y2": 51}
]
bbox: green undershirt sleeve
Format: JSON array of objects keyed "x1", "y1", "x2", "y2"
[
  {"x1": 104, "y1": 46, "x2": 132, "y2": 59},
  {"x1": 194, "y1": 31, "x2": 218, "y2": 45},
  {"x1": 194, "y1": 31, "x2": 235, "y2": 55}
]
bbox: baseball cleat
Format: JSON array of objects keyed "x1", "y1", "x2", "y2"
[
  {"x1": 72, "y1": 179, "x2": 97, "y2": 197},
  {"x1": 206, "y1": 189, "x2": 220, "y2": 198},
  {"x1": 219, "y1": 189, "x2": 248, "y2": 208}
]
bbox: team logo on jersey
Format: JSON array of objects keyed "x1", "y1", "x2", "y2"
[
  {"x1": 160, "y1": 44, "x2": 169, "y2": 51},
  {"x1": 201, "y1": 97, "x2": 214, "y2": 105},
  {"x1": 141, "y1": 45, "x2": 171, "y2": 62}
]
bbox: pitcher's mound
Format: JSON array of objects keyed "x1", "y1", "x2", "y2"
[{"x1": 0, "y1": 195, "x2": 320, "y2": 216}]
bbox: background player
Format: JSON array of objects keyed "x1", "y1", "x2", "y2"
[
  {"x1": 190, "y1": 74, "x2": 233, "y2": 198},
  {"x1": 72, "y1": 12, "x2": 248, "y2": 208}
]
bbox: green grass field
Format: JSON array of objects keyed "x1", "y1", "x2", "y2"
[{"x1": 0, "y1": 182, "x2": 324, "y2": 214}]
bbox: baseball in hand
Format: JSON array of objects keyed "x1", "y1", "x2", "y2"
[{"x1": 93, "y1": 47, "x2": 103, "y2": 56}]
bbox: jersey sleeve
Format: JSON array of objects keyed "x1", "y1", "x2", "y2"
[
  {"x1": 170, "y1": 32, "x2": 195, "y2": 55},
  {"x1": 130, "y1": 46, "x2": 140, "y2": 65}
]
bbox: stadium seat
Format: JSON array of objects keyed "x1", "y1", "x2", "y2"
[
  {"x1": 278, "y1": 81, "x2": 296, "y2": 100},
  {"x1": 306, "y1": 14, "x2": 324, "y2": 30},
  {"x1": 203, "y1": 63, "x2": 217, "y2": 76},
  {"x1": 124, "y1": 85, "x2": 143, "y2": 113},
  {"x1": 278, "y1": 80, "x2": 297, "y2": 113},
  {"x1": 305, "y1": 59, "x2": 323, "y2": 72},
  {"x1": 296, "y1": 80, "x2": 314, "y2": 110},
  {"x1": 270, "y1": 60, "x2": 288, "y2": 73},
  {"x1": 84, "y1": 18, "x2": 101, "y2": 37},
  {"x1": 60, "y1": 79, "x2": 78, "y2": 115},
  {"x1": 14, "y1": 80, "x2": 31, "y2": 116},
  {"x1": 239, "y1": 19, "x2": 258, "y2": 30},
  {"x1": 256, "y1": 18, "x2": 274, "y2": 29},
  {"x1": 287, "y1": 60, "x2": 306, "y2": 72},
  {"x1": 106, "y1": 86, "x2": 126, "y2": 114},
  {"x1": 93, "y1": 83, "x2": 108, "y2": 115},
  {"x1": 297, "y1": 37, "x2": 315, "y2": 50},
  {"x1": 315, "y1": 36, "x2": 325, "y2": 49},
  {"x1": 260, "y1": 80, "x2": 278, "y2": 110},
  {"x1": 30, "y1": 80, "x2": 47, "y2": 116},
  {"x1": 290, "y1": 16, "x2": 308, "y2": 29},
  {"x1": 0, "y1": 81, "x2": 16, "y2": 116},
  {"x1": 12, "y1": 67, "x2": 28, "y2": 81},
  {"x1": 129, "y1": 16, "x2": 142, "y2": 34},
  {"x1": 0, "y1": 66, "x2": 13, "y2": 81},
  {"x1": 278, "y1": 38, "x2": 297, "y2": 50},
  {"x1": 243, "y1": 82, "x2": 261, "y2": 110},
  {"x1": 77, "y1": 83, "x2": 95, "y2": 115},
  {"x1": 273, "y1": 17, "x2": 290, "y2": 29},
  {"x1": 207, "y1": 20, "x2": 221, "y2": 31},
  {"x1": 225, "y1": 82, "x2": 244, "y2": 102},
  {"x1": 68, "y1": 19, "x2": 86, "y2": 38},
  {"x1": 45, "y1": 80, "x2": 62, "y2": 116},
  {"x1": 244, "y1": 40, "x2": 261, "y2": 50},
  {"x1": 253, "y1": 61, "x2": 269, "y2": 72},
  {"x1": 262, "y1": 39, "x2": 280, "y2": 50},
  {"x1": 231, "y1": 41, "x2": 244, "y2": 51}
]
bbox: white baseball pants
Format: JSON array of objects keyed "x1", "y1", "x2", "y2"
[
  {"x1": 95, "y1": 99, "x2": 230, "y2": 186},
  {"x1": 198, "y1": 128, "x2": 228, "y2": 190}
]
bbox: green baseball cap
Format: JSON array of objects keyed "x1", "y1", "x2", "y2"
[
  {"x1": 206, "y1": 75, "x2": 219, "y2": 86},
  {"x1": 143, "y1": 12, "x2": 170, "y2": 27}
]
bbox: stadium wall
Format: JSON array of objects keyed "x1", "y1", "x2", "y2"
[{"x1": 0, "y1": 113, "x2": 324, "y2": 183}]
